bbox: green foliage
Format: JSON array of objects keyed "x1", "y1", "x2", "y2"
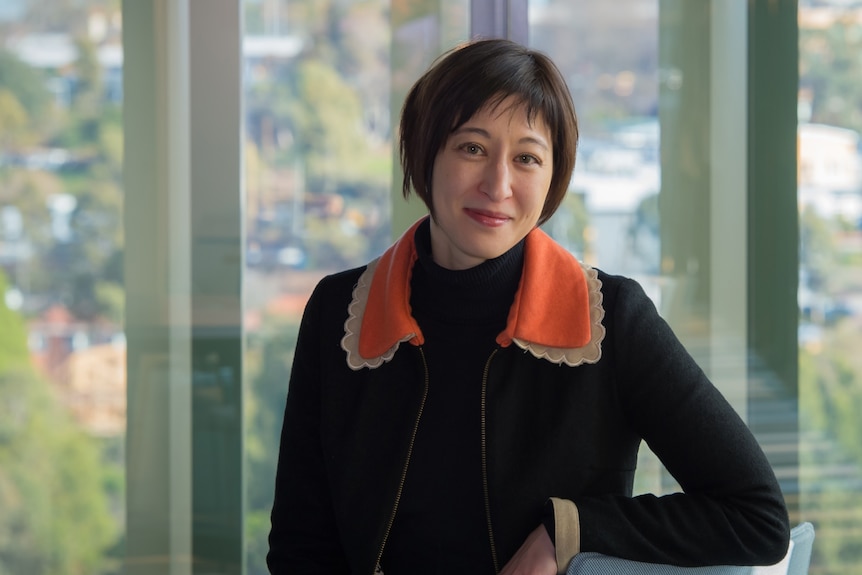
[
  {"x1": 800, "y1": 208, "x2": 835, "y2": 288},
  {"x1": 797, "y1": 189, "x2": 862, "y2": 575},
  {"x1": 545, "y1": 192, "x2": 591, "y2": 257},
  {"x1": 51, "y1": 103, "x2": 123, "y2": 163},
  {"x1": 0, "y1": 49, "x2": 50, "y2": 122},
  {"x1": 94, "y1": 282, "x2": 124, "y2": 325},
  {"x1": 0, "y1": 33, "x2": 124, "y2": 323},
  {"x1": 97, "y1": 115, "x2": 123, "y2": 177},
  {"x1": 303, "y1": 216, "x2": 371, "y2": 269},
  {"x1": 245, "y1": 316, "x2": 301, "y2": 575},
  {"x1": 0, "y1": 23, "x2": 125, "y2": 570},
  {"x1": 284, "y1": 59, "x2": 375, "y2": 190},
  {"x1": 801, "y1": 490, "x2": 862, "y2": 573},
  {"x1": 0, "y1": 270, "x2": 29, "y2": 373},
  {"x1": 0, "y1": 313, "x2": 117, "y2": 574},
  {"x1": 72, "y1": 36, "x2": 102, "y2": 114},
  {"x1": 245, "y1": 319, "x2": 299, "y2": 511},
  {"x1": 800, "y1": 19, "x2": 862, "y2": 133},
  {"x1": 0, "y1": 88, "x2": 30, "y2": 146},
  {"x1": 245, "y1": 510, "x2": 272, "y2": 575}
]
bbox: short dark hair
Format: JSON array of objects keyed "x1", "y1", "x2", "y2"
[{"x1": 399, "y1": 38, "x2": 579, "y2": 226}]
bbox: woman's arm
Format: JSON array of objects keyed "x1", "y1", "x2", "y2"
[
  {"x1": 558, "y1": 276, "x2": 790, "y2": 568},
  {"x1": 267, "y1": 281, "x2": 350, "y2": 574}
]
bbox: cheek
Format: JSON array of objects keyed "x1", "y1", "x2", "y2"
[
  {"x1": 531, "y1": 183, "x2": 552, "y2": 210},
  {"x1": 529, "y1": 185, "x2": 553, "y2": 221}
]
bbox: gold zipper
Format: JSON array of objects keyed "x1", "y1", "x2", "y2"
[
  {"x1": 372, "y1": 347, "x2": 430, "y2": 575},
  {"x1": 481, "y1": 348, "x2": 500, "y2": 573}
]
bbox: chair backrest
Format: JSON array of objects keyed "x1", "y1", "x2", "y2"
[
  {"x1": 786, "y1": 522, "x2": 815, "y2": 575},
  {"x1": 566, "y1": 522, "x2": 815, "y2": 575}
]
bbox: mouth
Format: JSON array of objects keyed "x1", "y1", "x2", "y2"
[{"x1": 464, "y1": 208, "x2": 512, "y2": 227}]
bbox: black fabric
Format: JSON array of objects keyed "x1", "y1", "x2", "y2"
[
  {"x1": 382, "y1": 219, "x2": 523, "y2": 574},
  {"x1": 267, "y1": 261, "x2": 790, "y2": 575}
]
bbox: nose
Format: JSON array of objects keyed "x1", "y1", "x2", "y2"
[{"x1": 480, "y1": 157, "x2": 512, "y2": 201}]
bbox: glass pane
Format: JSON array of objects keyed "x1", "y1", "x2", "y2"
[
  {"x1": 529, "y1": 0, "x2": 669, "y2": 496},
  {"x1": 241, "y1": 2, "x2": 467, "y2": 573},
  {"x1": 532, "y1": 1, "x2": 862, "y2": 572},
  {"x1": 798, "y1": 3, "x2": 862, "y2": 573},
  {"x1": 530, "y1": 1, "x2": 660, "y2": 276},
  {"x1": 0, "y1": 2, "x2": 125, "y2": 574}
]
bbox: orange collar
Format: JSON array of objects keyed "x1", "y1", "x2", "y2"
[{"x1": 357, "y1": 217, "x2": 593, "y2": 361}]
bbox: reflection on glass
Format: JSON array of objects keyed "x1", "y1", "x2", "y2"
[
  {"x1": 530, "y1": 0, "x2": 660, "y2": 276},
  {"x1": 798, "y1": 2, "x2": 862, "y2": 572},
  {"x1": 241, "y1": 1, "x2": 470, "y2": 572},
  {"x1": 242, "y1": 1, "x2": 391, "y2": 573},
  {"x1": 0, "y1": 1, "x2": 124, "y2": 574},
  {"x1": 531, "y1": 1, "x2": 862, "y2": 572},
  {"x1": 529, "y1": 0, "x2": 668, "y2": 496}
]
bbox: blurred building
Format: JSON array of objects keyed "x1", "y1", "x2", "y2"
[
  {"x1": 55, "y1": 341, "x2": 126, "y2": 437},
  {"x1": 798, "y1": 122, "x2": 862, "y2": 221},
  {"x1": 28, "y1": 304, "x2": 125, "y2": 437}
]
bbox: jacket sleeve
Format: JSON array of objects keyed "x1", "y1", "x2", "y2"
[
  {"x1": 562, "y1": 276, "x2": 790, "y2": 568},
  {"x1": 267, "y1": 280, "x2": 350, "y2": 574}
]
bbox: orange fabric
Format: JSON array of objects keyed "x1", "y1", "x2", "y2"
[
  {"x1": 357, "y1": 217, "x2": 591, "y2": 360},
  {"x1": 496, "y1": 227, "x2": 591, "y2": 348},
  {"x1": 358, "y1": 219, "x2": 425, "y2": 359}
]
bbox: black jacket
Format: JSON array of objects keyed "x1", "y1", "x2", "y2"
[{"x1": 267, "y1": 222, "x2": 790, "y2": 574}]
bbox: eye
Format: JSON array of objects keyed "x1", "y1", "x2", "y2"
[
  {"x1": 459, "y1": 143, "x2": 483, "y2": 155},
  {"x1": 517, "y1": 154, "x2": 541, "y2": 165}
]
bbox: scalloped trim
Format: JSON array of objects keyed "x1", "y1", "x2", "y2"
[
  {"x1": 342, "y1": 259, "x2": 605, "y2": 370},
  {"x1": 511, "y1": 263, "x2": 605, "y2": 366},
  {"x1": 341, "y1": 258, "x2": 416, "y2": 371}
]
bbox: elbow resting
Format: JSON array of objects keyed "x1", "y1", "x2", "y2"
[{"x1": 747, "y1": 503, "x2": 792, "y2": 566}]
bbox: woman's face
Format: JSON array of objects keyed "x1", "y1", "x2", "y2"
[{"x1": 429, "y1": 96, "x2": 553, "y2": 270}]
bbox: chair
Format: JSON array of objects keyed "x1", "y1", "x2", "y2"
[{"x1": 566, "y1": 522, "x2": 814, "y2": 575}]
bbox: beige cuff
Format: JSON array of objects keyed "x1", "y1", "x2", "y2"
[{"x1": 549, "y1": 497, "x2": 581, "y2": 574}]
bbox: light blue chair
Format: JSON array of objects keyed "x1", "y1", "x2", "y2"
[{"x1": 567, "y1": 522, "x2": 814, "y2": 575}]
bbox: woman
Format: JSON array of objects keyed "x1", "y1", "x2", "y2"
[{"x1": 267, "y1": 38, "x2": 789, "y2": 575}]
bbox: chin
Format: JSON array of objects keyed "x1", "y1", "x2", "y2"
[{"x1": 470, "y1": 243, "x2": 513, "y2": 262}]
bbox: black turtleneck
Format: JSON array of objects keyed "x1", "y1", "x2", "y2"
[{"x1": 382, "y1": 219, "x2": 524, "y2": 575}]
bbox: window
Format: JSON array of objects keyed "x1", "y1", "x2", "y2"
[
  {"x1": 3, "y1": 1, "x2": 860, "y2": 573},
  {"x1": 0, "y1": 1, "x2": 125, "y2": 573}
]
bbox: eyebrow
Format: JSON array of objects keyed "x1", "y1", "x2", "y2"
[{"x1": 452, "y1": 126, "x2": 550, "y2": 151}]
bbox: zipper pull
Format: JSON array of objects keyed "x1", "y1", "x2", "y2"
[{"x1": 374, "y1": 563, "x2": 385, "y2": 575}]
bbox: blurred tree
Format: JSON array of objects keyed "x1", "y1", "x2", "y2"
[
  {"x1": 545, "y1": 191, "x2": 591, "y2": 259},
  {"x1": 0, "y1": 269, "x2": 118, "y2": 574},
  {"x1": 0, "y1": 370, "x2": 118, "y2": 575},
  {"x1": 0, "y1": 169, "x2": 62, "y2": 257},
  {"x1": 0, "y1": 271, "x2": 29, "y2": 373},
  {"x1": 800, "y1": 207, "x2": 835, "y2": 293},
  {"x1": 0, "y1": 88, "x2": 30, "y2": 148},
  {"x1": 245, "y1": 316, "x2": 300, "y2": 575},
  {"x1": 800, "y1": 18, "x2": 862, "y2": 133},
  {"x1": 285, "y1": 58, "x2": 370, "y2": 191},
  {"x1": 283, "y1": 0, "x2": 334, "y2": 40},
  {"x1": 338, "y1": 1, "x2": 391, "y2": 143},
  {"x1": 72, "y1": 35, "x2": 103, "y2": 115},
  {"x1": 96, "y1": 107, "x2": 123, "y2": 177},
  {"x1": 0, "y1": 48, "x2": 51, "y2": 124}
]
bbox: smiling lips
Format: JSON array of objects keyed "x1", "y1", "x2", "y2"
[{"x1": 465, "y1": 208, "x2": 512, "y2": 227}]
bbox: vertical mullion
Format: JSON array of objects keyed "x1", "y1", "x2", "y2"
[
  {"x1": 124, "y1": 1, "x2": 193, "y2": 574},
  {"x1": 508, "y1": 0, "x2": 528, "y2": 44},
  {"x1": 746, "y1": 0, "x2": 799, "y2": 517},
  {"x1": 188, "y1": 0, "x2": 244, "y2": 572},
  {"x1": 471, "y1": 0, "x2": 527, "y2": 41},
  {"x1": 710, "y1": 0, "x2": 749, "y2": 419},
  {"x1": 471, "y1": 0, "x2": 505, "y2": 38}
]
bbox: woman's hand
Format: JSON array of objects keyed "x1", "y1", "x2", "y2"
[{"x1": 499, "y1": 524, "x2": 557, "y2": 575}]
